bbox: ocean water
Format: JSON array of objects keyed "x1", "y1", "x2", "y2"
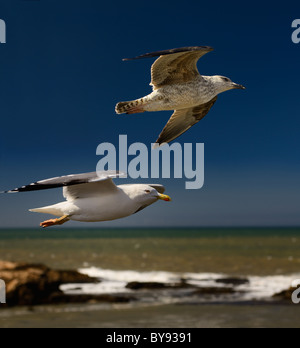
[{"x1": 0, "y1": 227, "x2": 300, "y2": 328}]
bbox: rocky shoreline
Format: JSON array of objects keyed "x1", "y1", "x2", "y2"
[
  {"x1": 0, "y1": 261, "x2": 296, "y2": 307},
  {"x1": 0, "y1": 261, "x2": 133, "y2": 307}
]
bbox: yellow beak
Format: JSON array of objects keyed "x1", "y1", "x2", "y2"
[{"x1": 158, "y1": 193, "x2": 172, "y2": 202}]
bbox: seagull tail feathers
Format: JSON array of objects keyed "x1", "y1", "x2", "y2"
[
  {"x1": 115, "y1": 99, "x2": 147, "y2": 115},
  {"x1": 29, "y1": 205, "x2": 64, "y2": 217}
]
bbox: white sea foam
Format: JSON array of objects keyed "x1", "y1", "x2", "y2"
[
  {"x1": 238, "y1": 275, "x2": 298, "y2": 301},
  {"x1": 60, "y1": 267, "x2": 300, "y2": 303}
]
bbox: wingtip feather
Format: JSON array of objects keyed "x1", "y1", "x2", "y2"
[
  {"x1": 122, "y1": 46, "x2": 214, "y2": 62},
  {"x1": 0, "y1": 190, "x2": 18, "y2": 194}
]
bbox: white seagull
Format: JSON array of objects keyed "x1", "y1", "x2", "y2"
[
  {"x1": 2, "y1": 171, "x2": 171, "y2": 228},
  {"x1": 116, "y1": 46, "x2": 245, "y2": 145}
]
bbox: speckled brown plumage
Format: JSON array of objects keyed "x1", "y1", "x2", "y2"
[{"x1": 116, "y1": 46, "x2": 245, "y2": 145}]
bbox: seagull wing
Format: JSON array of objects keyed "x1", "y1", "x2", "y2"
[
  {"x1": 3, "y1": 171, "x2": 126, "y2": 197},
  {"x1": 155, "y1": 97, "x2": 218, "y2": 145},
  {"x1": 63, "y1": 179, "x2": 120, "y2": 202},
  {"x1": 124, "y1": 46, "x2": 214, "y2": 89}
]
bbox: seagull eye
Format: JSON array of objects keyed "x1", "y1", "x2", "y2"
[{"x1": 145, "y1": 190, "x2": 151, "y2": 194}]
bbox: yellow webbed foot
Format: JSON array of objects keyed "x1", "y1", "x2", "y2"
[{"x1": 40, "y1": 215, "x2": 70, "y2": 229}]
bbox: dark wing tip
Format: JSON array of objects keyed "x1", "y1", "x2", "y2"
[
  {"x1": 1, "y1": 187, "x2": 28, "y2": 194},
  {"x1": 123, "y1": 46, "x2": 214, "y2": 61},
  {"x1": 154, "y1": 136, "x2": 171, "y2": 147},
  {"x1": 2, "y1": 171, "x2": 124, "y2": 195}
]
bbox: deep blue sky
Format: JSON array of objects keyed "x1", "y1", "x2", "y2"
[{"x1": 0, "y1": 0, "x2": 299, "y2": 228}]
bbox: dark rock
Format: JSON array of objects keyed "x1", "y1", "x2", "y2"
[
  {"x1": 46, "y1": 269, "x2": 96, "y2": 285},
  {"x1": 126, "y1": 282, "x2": 170, "y2": 290},
  {"x1": 0, "y1": 260, "x2": 131, "y2": 307},
  {"x1": 126, "y1": 281, "x2": 195, "y2": 290},
  {"x1": 215, "y1": 278, "x2": 249, "y2": 286},
  {"x1": 192, "y1": 287, "x2": 236, "y2": 295},
  {"x1": 273, "y1": 287, "x2": 296, "y2": 301}
]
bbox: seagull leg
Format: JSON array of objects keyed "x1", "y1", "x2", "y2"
[{"x1": 40, "y1": 215, "x2": 70, "y2": 229}]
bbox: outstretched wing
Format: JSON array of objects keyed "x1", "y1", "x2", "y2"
[
  {"x1": 123, "y1": 46, "x2": 214, "y2": 89},
  {"x1": 3, "y1": 171, "x2": 126, "y2": 196},
  {"x1": 156, "y1": 97, "x2": 218, "y2": 145}
]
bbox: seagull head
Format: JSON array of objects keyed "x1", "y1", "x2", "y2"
[
  {"x1": 211, "y1": 75, "x2": 246, "y2": 94},
  {"x1": 122, "y1": 184, "x2": 172, "y2": 206}
]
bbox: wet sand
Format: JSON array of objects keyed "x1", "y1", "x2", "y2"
[{"x1": 0, "y1": 302, "x2": 299, "y2": 328}]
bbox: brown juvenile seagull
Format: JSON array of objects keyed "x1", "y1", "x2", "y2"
[{"x1": 115, "y1": 46, "x2": 245, "y2": 145}]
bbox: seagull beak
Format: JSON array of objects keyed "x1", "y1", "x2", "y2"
[
  {"x1": 232, "y1": 83, "x2": 246, "y2": 90},
  {"x1": 158, "y1": 193, "x2": 172, "y2": 202}
]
